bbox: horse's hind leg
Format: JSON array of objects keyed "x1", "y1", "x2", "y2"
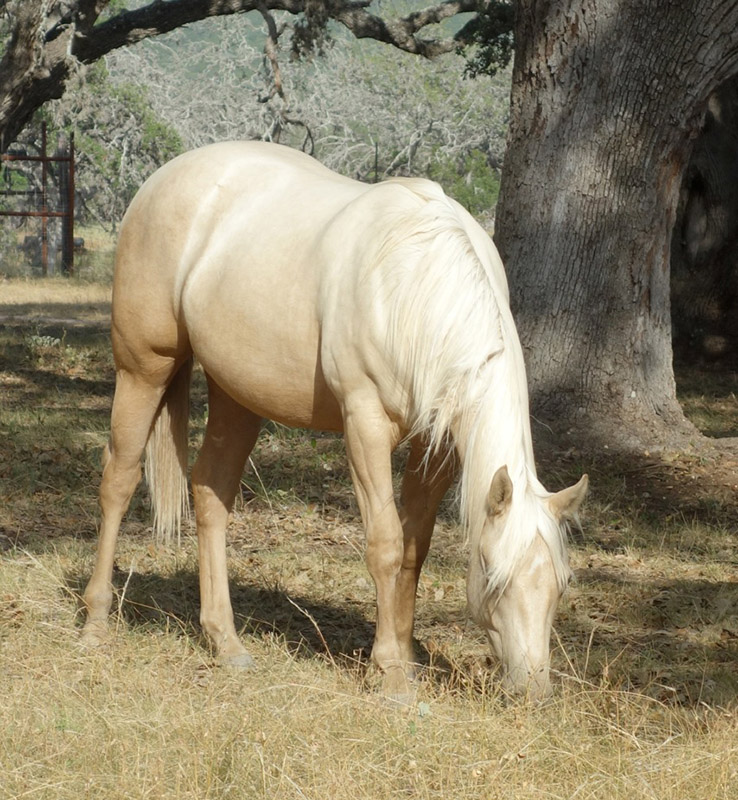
[
  {"x1": 81, "y1": 363, "x2": 177, "y2": 645},
  {"x1": 395, "y1": 438, "x2": 455, "y2": 673},
  {"x1": 191, "y1": 376, "x2": 261, "y2": 667}
]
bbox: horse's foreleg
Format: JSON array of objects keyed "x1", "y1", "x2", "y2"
[
  {"x1": 342, "y1": 400, "x2": 410, "y2": 701},
  {"x1": 395, "y1": 439, "x2": 455, "y2": 673},
  {"x1": 191, "y1": 377, "x2": 261, "y2": 667},
  {"x1": 82, "y1": 368, "x2": 171, "y2": 645}
]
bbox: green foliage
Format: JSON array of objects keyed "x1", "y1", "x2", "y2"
[
  {"x1": 459, "y1": 0, "x2": 515, "y2": 79},
  {"x1": 428, "y1": 149, "x2": 500, "y2": 217},
  {"x1": 291, "y1": 0, "x2": 335, "y2": 58},
  {"x1": 112, "y1": 82, "x2": 184, "y2": 162},
  {"x1": 38, "y1": 60, "x2": 183, "y2": 227},
  {"x1": 0, "y1": 165, "x2": 29, "y2": 193},
  {"x1": 0, "y1": 224, "x2": 24, "y2": 277}
]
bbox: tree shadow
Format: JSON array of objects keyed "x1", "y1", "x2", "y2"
[
  {"x1": 554, "y1": 569, "x2": 738, "y2": 707},
  {"x1": 0, "y1": 302, "x2": 111, "y2": 325},
  {"x1": 64, "y1": 564, "x2": 377, "y2": 672},
  {"x1": 534, "y1": 425, "x2": 738, "y2": 532},
  {"x1": 0, "y1": 320, "x2": 114, "y2": 402},
  {"x1": 62, "y1": 542, "x2": 738, "y2": 709}
]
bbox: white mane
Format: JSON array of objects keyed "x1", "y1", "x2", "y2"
[{"x1": 376, "y1": 185, "x2": 570, "y2": 593}]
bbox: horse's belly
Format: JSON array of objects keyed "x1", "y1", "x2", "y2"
[
  {"x1": 184, "y1": 293, "x2": 343, "y2": 431},
  {"x1": 203, "y1": 354, "x2": 343, "y2": 431}
]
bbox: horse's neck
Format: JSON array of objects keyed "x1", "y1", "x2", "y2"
[{"x1": 452, "y1": 360, "x2": 536, "y2": 482}]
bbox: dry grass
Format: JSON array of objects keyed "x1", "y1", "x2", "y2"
[
  {"x1": 1, "y1": 543, "x2": 736, "y2": 799},
  {"x1": 1, "y1": 278, "x2": 737, "y2": 799},
  {"x1": 0, "y1": 276, "x2": 111, "y2": 325}
]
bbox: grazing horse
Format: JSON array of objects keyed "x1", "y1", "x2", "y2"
[{"x1": 81, "y1": 141, "x2": 587, "y2": 701}]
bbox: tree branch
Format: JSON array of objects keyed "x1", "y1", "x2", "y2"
[
  {"x1": 257, "y1": 3, "x2": 286, "y2": 101},
  {"x1": 334, "y1": 0, "x2": 479, "y2": 57},
  {"x1": 75, "y1": 0, "x2": 479, "y2": 62},
  {"x1": 1, "y1": 0, "x2": 481, "y2": 150}
]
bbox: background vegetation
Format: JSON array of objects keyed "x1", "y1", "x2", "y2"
[{"x1": 1, "y1": 8, "x2": 508, "y2": 265}]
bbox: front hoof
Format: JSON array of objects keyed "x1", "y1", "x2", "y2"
[
  {"x1": 382, "y1": 689, "x2": 417, "y2": 708},
  {"x1": 79, "y1": 621, "x2": 109, "y2": 648},
  {"x1": 381, "y1": 665, "x2": 416, "y2": 706},
  {"x1": 217, "y1": 651, "x2": 255, "y2": 670}
]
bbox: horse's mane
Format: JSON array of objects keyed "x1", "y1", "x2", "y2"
[{"x1": 375, "y1": 183, "x2": 570, "y2": 593}]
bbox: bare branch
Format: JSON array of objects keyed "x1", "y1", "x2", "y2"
[
  {"x1": 1, "y1": 0, "x2": 482, "y2": 150},
  {"x1": 334, "y1": 0, "x2": 479, "y2": 58},
  {"x1": 257, "y1": 4, "x2": 286, "y2": 102}
]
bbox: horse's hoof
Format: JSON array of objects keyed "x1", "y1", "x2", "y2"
[
  {"x1": 218, "y1": 651, "x2": 255, "y2": 670},
  {"x1": 380, "y1": 666, "x2": 416, "y2": 706},
  {"x1": 79, "y1": 623, "x2": 109, "y2": 648},
  {"x1": 382, "y1": 690, "x2": 417, "y2": 708}
]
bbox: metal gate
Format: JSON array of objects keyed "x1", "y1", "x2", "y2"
[{"x1": 0, "y1": 123, "x2": 75, "y2": 275}]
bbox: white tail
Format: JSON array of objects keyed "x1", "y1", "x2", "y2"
[{"x1": 144, "y1": 358, "x2": 193, "y2": 543}]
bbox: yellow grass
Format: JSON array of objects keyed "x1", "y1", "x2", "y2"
[
  {"x1": 1, "y1": 541, "x2": 736, "y2": 800},
  {"x1": 0, "y1": 276, "x2": 111, "y2": 323}
]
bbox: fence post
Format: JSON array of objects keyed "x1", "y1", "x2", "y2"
[
  {"x1": 0, "y1": 125, "x2": 76, "y2": 276},
  {"x1": 41, "y1": 123, "x2": 48, "y2": 275},
  {"x1": 60, "y1": 132, "x2": 75, "y2": 275}
]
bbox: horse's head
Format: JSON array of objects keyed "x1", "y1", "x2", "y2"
[{"x1": 467, "y1": 466, "x2": 588, "y2": 702}]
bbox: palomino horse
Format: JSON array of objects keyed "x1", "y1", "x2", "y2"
[{"x1": 82, "y1": 141, "x2": 587, "y2": 701}]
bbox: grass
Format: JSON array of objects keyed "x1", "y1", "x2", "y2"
[
  {"x1": 675, "y1": 363, "x2": 738, "y2": 439},
  {"x1": 1, "y1": 277, "x2": 737, "y2": 798}
]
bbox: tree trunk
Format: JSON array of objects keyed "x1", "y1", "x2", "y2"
[
  {"x1": 672, "y1": 75, "x2": 738, "y2": 367},
  {"x1": 495, "y1": 0, "x2": 738, "y2": 441}
]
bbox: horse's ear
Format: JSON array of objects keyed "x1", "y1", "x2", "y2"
[
  {"x1": 487, "y1": 465, "x2": 513, "y2": 516},
  {"x1": 548, "y1": 475, "x2": 589, "y2": 521}
]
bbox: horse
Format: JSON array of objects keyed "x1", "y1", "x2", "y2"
[{"x1": 81, "y1": 141, "x2": 587, "y2": 702}]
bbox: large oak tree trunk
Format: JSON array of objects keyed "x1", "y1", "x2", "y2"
[{"x1": 495, "y1": 0, "x2": 738, "y2": 441}]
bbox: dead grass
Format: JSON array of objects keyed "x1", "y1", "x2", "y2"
[
  {"x1": 1, "y1": 278, "x2": 737, "y2": 798},
  {"x1": 0, "y1": 276, "x2": 112, "y2": 328}
]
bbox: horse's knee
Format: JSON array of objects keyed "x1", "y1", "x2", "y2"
[{"x1": 366, "y1": 533, "x2": 403, "y2": 582}]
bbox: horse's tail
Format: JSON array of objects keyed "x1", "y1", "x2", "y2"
[{"x1": 144, "y1": 357, "x2": 193, "y2": 543}]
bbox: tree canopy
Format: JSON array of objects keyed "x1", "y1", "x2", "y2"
[{"x1": 0, "y1": 0, "x2": 516, "y2": 152}]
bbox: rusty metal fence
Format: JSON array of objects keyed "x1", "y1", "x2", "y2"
[{"x1": 0, "y1": 123, "x2": 75, "y2": 275}]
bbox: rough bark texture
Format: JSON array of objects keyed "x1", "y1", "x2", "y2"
[
  {"x1": 672, "y1": 76, "x2": 738, "y2": 367},
  {"x1": 495, "y1": 0, "x2": 738, "y2": 440}
]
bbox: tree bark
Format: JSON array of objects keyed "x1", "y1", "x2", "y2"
[
  {"x1": 672, "y1": 75, "x2": 738, "y2": 366},
  {"x1": 495, "y1": 0, "x2": 738, "y2": 440}
]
